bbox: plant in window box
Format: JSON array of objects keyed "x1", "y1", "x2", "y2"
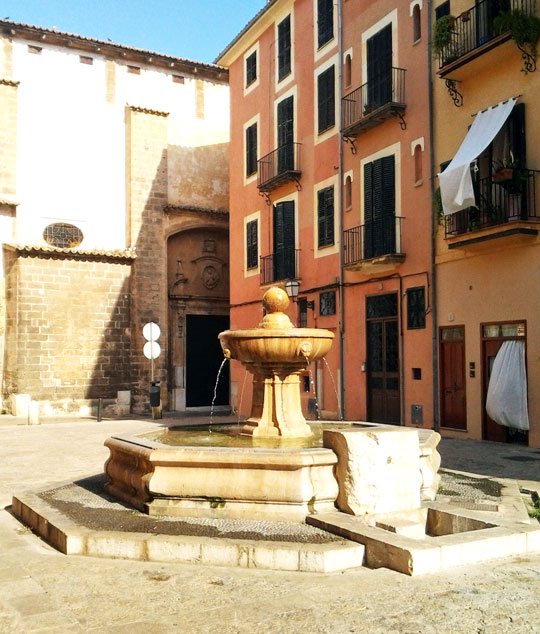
[{"x1": 493, "y1": 9, "x2": 540, "y2": 73}]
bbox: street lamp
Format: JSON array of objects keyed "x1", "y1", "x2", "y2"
[{"x1": 284, "y1": 279, "x2": 299, "y2": 300}]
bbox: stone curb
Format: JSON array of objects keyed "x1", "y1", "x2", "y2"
[{"x1": 11, "y1": 491, "x2": 365, "y2": 574}]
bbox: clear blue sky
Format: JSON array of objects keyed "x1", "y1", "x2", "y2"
[{"x1": 1, "y1": 0, "x2": 267, "y2": 64}]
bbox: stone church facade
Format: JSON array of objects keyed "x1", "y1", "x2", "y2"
[{"x1": 0, "y1": 21, "x2": 230, "y2": 416}]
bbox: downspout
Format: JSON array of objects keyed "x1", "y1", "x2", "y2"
[
  {"x1": 427, "y1": 0, "x2": 440, "y2": 432},
  {"x1": 337, "y1": 0, "x2": 345, "y2": 420}
]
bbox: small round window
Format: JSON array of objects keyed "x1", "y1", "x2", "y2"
[{"x1": 43, "y1": 223, "x2": 84, "y2": 248}]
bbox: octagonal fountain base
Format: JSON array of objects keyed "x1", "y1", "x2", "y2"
[{"x1": 104, "y1": 431, "x2": 339, "y2": 521}]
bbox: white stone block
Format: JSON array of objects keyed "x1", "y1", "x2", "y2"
[
  {"x1": 323, "y1": 427, "x2": 422, "y2": 516},
  {"x1": 11, "y1": 393, "x2": 31, "y2": 417},
  {"x1": 117, "y1": 390, "x2": 131, "y2": 405}
]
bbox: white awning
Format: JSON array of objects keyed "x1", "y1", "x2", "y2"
[{"x1": 438, "y1": 97, "x2": 517, "y2": 215}]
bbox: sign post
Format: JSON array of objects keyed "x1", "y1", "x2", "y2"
[{"x1": 143, "y1": 322, "x2": 161, "y2": 419}]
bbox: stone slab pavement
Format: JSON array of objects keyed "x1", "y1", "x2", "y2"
[{"x1": 0, "y1": 416, "x2": 539, "y2": 633}]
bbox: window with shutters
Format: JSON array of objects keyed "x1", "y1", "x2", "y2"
[
  {"x1": 412, "y1": 4, "x2": 422, "y2": 42},
  {"x1": 435, "y1": 1, "x2": 450, "y2": 20},
  {"x1": 273, "y1": 200, "x2": 296, "y2": 280},
  {"x1": 245, "y1": 51, "x2": 257, "y2": 87},
  {"x1": 317, "y1": 65, "x2": 335, "y2": 134},
  {"x1": 246, "y1": 219, "x2": 258, "y2": 270},
  {"x1": 277, "y1": 15, "x2": 292, "y2": 81},
  {"x1": 366, "y1": 24, "x2": 392, "y2": 110},
  {"x1": 245, "y1": 122, "x2": 258, "y2": 178},
  {"x1": 407, "y1": 287, "x2": 426, "y2": 329},
  {"x1": 317, "y1": 0, "x2": 334, "y2": 49},
  {"x1": 317, "y1": 185, "x2": 335, "y2": 248},
  {"x1": 363, "y1": 155, "x2": 396, "y2": 259},
  {"x1": 277, "y1": 95, "x2": 294, "y2": 171}
]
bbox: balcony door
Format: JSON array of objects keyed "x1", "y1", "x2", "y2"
[
  {"x1": 366, "y1": 294, "x2": 400, "y2": 425},
  {"x1": 273, "y1": 200, "x2": 295, "y2": 281},
  {"x1": 277, "y1": 95, "x2": 294, "y2": 172},
  {"x1": 363, "y1": 156, "x2": 396, "y2": 259},
  {"x1": 476, "y1": 0, "x2": 510, "y2": 46},
  {"x1": 366, "y1": 24, "x2": 392, "y2": 109}
]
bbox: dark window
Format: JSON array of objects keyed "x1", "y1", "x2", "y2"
[
  {"x1": 277, "y1": 15, "x2": 292, "y2": 81},
  {"x1": 435, "y1": 1, "x2": 450, "y2": 20},
  {"x1": 317, "y1": 185, "x2": 335, "y2": 248},
  {"x1": 317, "y1": 0, "x2": 334, "y2": 49},
  {"x1": 273, "y1": 200, "x2": 296, "y2": 280},
  {"x1": 246, "y1": 219, "x2": 258, "y2": 269},
  {"x1": 317, "y1": 65, "x2": 335, "y2": 133},
  {"x1": 363, "y1": 155, "x2": 396, "y2": 259},
  {"x1": 246, "y1": 51, "x2": 257, "y2": 87},
  {"x1": 277, "y1": 96, "x2": 294, "y2": 171},
  {"x1": 298, "y1": 298, "x2": 308, "y2": 327},
  {"x1": 366, "y1": 293, "x2": 398, "y2": 319},
  {"x1": 407, "y1": 287, "x2": 426, "y2": 329},
  {"x1": 320, "y1": 291, "x2": 336, "y2": 316},
  {"x1": 367, "y1": 24, "x2": 392, "y2": 109},
  {"x1": 245, "y1": 123, "x2": 257, "y2": 177},
  {"x1": 412, "y1": 4, "x2": 421, "y2": 42}
]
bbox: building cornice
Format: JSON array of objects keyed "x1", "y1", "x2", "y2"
[
  {"x1": 215, "y1": 0, "x2": 282, "y2": 66},
  {"x1": 164, "y1": 204, "x2": 229, "y2": 219},
  {"x1": 127, "y1": 105, "x2": 169, "y2": 117},
  {"x1": 3, "y1": 243, "x2": 137, "y2": 263},
  {"x1": 1, "y1": 19, "x2": 229, "y2": 84},
  {"x1": 0, "y1": 78, "x2": 19, "y2": 87}
]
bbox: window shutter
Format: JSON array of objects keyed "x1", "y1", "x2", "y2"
[
  {"x1": 318, "y1": 66, "x2": 335, "y2": 133},
  {"x1": 317, "y1": 0, "x2": 333, "y2": 48},
  {"x1": 317, "y1": 186, "x2": 334, "y2": 247},
  {"x1": 246, "y1": 220, "x2": 258, "y2": 269},
  {"x1": 245, "y1": 123, "x2": 257, "y2": 177},
  {"x1": 509, "y1": 102, "x2": 526, "y2": 165},
  {"x1": 278, "y1": 16, "x2": 291, "y2": 81}
]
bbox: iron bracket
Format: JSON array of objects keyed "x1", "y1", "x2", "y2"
[
  {"x1": 343, "y1": 135, "x2": 357, "y2": 155},
  {"x1": 444, "y1": 78, "x2": 463, "y2": 107}
]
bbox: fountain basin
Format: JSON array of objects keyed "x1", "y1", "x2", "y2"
[{"x1": 104, "y1": 429, "x2": 339, "y2": 520}]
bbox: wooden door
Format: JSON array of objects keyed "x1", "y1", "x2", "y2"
[
  {"x1": 277, "y1": 95, "x2": 294, "y2": 171},
  {"x1": 273, "y1": 201, "x2": 295, "y2": 281},
  {"x1": 482, "y1": 338, "x2": 507, "y2": 441},
  {"x1": 366, "y1": 294, "x2": 400, "y2": 425},
  {"x1": 363, "y1": 156, "x2": 396, "y2": 259},
  {"x1": 439, "y1": 327, "x2": 467, "y2": 429}
]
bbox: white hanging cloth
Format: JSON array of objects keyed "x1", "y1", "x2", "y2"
[
  {"x1": 486, "y1": 340, "x2": 529, "y2": 431},
  {"x1": 438, "y1": 97, "x2": 517, "y2": 215}
]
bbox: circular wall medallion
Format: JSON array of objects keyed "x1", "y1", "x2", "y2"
[
  {"x1": 43, "y1": 223, "x2": 84, "y2": 248},
  {"x1": 202, "y1": 264, "x2": 220, "y2": 289}
]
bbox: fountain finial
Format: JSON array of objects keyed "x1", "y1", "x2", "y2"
[{"x1": 259, "y1": 286, "x2": 294, "y2": 329}]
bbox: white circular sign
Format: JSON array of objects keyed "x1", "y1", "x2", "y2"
[
  {"x1": 143, "y1": 341, "x2": 161, "y2": 360},
  {"x1": 143, "y1": 322, "x2": 161, "y2": 342}
]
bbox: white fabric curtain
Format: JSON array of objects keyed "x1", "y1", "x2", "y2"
[
  {"x1": 438, "y1": 98, "x2": 517, "y2": 215},
  {"x1": 486, "y1": 340, "x2": 529, "y2": 431}
]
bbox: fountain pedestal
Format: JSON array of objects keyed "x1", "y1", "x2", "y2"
[{"x1": 220, "y1": 287, "x2": 334, "y2": 439}]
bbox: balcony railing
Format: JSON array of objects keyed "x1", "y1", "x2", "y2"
[
  {"x1": 341, "y1": 67, "x2": 406, "y2": 136},
  {"x1": 260, "y1": 247, "x2": 299, "y2": 285},
  {"x1": 437, "y1": 0, "x2": 536, "y2": 71},
  {"x1": 257, "y1": 143, "x2": 301, "y2": 192},
  {"x1": 444, "y1": 169, "x2": 540, "y2": 237},
  {"x1": 343, "y1": 216, "x2": 404, "y2": 266}
]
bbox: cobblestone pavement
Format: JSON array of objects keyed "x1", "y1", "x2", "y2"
[{"x1": 0, "y1": 417, "x2": 539, "y2": 633}]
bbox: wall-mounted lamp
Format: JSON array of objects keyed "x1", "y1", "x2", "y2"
[
  {"x1": 285, "y1": 279, "x2": 315, "y2": 310},
  {"x1": 285, "y1": 279, "x2": 299, "y2": 300}
]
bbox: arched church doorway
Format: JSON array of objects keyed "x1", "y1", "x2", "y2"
[{"x1": 167, "y1": 226, "x2": 229, "y2": 411}]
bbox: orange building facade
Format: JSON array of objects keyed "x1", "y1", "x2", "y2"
[
  {"x1": 432, "y1": 0, "x2": 540, "y2": 448},
  {"x1": 217, "y1": 0, "x2": 434, "y2": 431}
]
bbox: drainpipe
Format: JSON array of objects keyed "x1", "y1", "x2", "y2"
[
  {"x1": 337, "y1": 0, "x2": 345, "y2": 420},
  {"x1": 427, "y1": 0, "x2": 440, "y2": 432}
]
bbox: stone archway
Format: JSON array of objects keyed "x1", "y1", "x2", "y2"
[{"x1": 166, "y1": 221, "x2": 229, "y2": 411}]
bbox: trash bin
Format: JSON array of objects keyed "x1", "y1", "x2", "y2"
[{"x1": 149, "y1": 381, "x2": 161, "y2": 407}]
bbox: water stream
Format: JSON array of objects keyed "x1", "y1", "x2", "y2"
[
  {"x1": 322, "y1": 357, "x2": 343, "y2": 420},
  {"x1": 209, "y1": 357, "x2": 229, "y2": 432}
]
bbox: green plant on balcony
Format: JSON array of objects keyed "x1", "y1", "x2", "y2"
[
  {"x1": 493, "y1": 9, "x2": 540, "y2": 73},
  {"x1": 433, "y1": 15, "x2": 457, "y2": 59}
]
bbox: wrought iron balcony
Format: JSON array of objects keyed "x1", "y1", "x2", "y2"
[
  {"x1": 444, "y1": 169, "x2": 540, "y2": 240},
  {"x1": 437, "y1": 0, "x2": 537, "y2": 75},
  {"x1": 341, "y1": 67, "x2": 406, "y2": 137},
  {"x1": 260, "y1": 247, "x2": 299, "y2": 285},
  {"x1": 257, "y1": 143, "x2": 301, "y2": 193},
  {"x1": 343, "y1": 217, "x2": 404, "y2": 268}
]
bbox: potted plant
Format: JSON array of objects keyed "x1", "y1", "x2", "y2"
[
  {"x1": 493, "y1": 9, "x2": 540, "y2": 73},
  {"x1": 433, "y1": 15, "x2": 456, "y2": 59}
]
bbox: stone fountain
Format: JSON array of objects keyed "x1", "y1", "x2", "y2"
[
  {"x1": 103, "y1": 287, "x2": 439, "y2": 522},
  {"x1": 15, "y1": 287, "x2": 540, "y2": 576}
]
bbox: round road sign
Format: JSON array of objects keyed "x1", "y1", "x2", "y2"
[
  {"x1": 143, "y1": 341, "x2": 161, "y2": 360},
  {"x1": 143, "y1": 322, "x2": 161, "y2": 342}
]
